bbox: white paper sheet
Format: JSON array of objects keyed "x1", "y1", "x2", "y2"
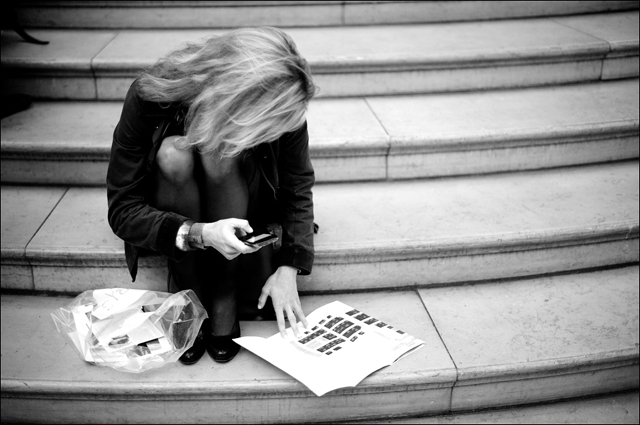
[{"x1": 235, "y1": 301, "x2": 424, "y2": 396}]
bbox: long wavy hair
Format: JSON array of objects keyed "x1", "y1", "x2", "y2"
[{"x1": 135, "y1": 27, "x2": 317, "y2": 157}]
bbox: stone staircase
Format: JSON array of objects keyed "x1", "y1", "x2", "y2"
[{"x1": 1, "y1": 1, "x2": 638, "y2": 423}]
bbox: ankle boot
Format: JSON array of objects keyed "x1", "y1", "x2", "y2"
[{"x1": 179, "y1": 319, "x2": 208, "y2": 365}]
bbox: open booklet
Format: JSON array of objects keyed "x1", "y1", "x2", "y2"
[{"x1": 234, "y1": 301, "x2": 425, "y2": 396}]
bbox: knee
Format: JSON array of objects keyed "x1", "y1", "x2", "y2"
[
  {"x1": 200, "y1": 154, "x2": 238, "y2": 186},
  {"x1": 156, "y1": 136, "x2": 195, "y2": 185}
]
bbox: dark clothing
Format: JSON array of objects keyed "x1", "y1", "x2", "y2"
[{"x1": 107, "y1": 80, "x2": 315, "y2": 281}]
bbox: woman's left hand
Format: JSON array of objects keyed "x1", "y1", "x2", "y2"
[{"x1": 258, "y1": 266, "x2": 308, "y2": 338}]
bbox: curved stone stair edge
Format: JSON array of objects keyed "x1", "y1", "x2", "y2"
[
  {"x1": 2, "y1": 348, "x2": 637, "y2": 399},
  {"x1": 6, "y1": 50, "x2": 637, "y2": 100},
  {"x1": 12, "y1": 1, "x2": 640, "y2": 29},
  {"x1": 2, "y1": 120, "x2": 638, "y2": 185},
  {"x1": 0, "y1": 305, "x2": 637, "y2": 424},
  {"x1": 3, "y1": 15, "x2": 639, "y2": 100},
  {"x1": 3, "y1": 120, "x2": 638, "y2": 160},
  {"x1": 3, "y1": 220, "x2": 638, "y2": 294}
]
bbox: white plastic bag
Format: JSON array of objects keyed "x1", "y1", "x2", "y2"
[{"x1": 51, "y1": 288, "x2": 208, "y2": 373}]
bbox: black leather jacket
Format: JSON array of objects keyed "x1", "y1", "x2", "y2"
[{"x1": 107, "y1": 80, "x2": 315, "y2": 281}]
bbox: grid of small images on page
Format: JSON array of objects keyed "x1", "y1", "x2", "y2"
[{"x1": 296, "y1": 308, "x2": 406, "y2": 356}]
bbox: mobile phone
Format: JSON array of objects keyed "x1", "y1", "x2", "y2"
[{"x1": 238, "y1": 227, "x2": 278, "y2": 248}]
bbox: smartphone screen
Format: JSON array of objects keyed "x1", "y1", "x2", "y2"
[
  {"x1": 239, "y1": 227, "x2": 278, "y2": 247},
  {"x1": 243, "y1": 233, "x2": 276, "y2": 244}
]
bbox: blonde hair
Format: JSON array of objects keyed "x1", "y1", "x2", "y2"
[{"x1": 136, "y1": 27, "x2": 317, "y2": 157}]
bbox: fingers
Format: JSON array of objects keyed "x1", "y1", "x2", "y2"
[
  {"x1": 275, "y1": 309, "x2": 287, "y2": 338},
  {"x1": 269, "y1": 299, "x2": 304, "y2": 338},
  {"x1": 226, "y1": 221, "x2": 263, "y2": 254},
  {"x1": 220, "y1": 242, "x2": 258, "y2": 259},
  {"x1": 233, "y1": 219, "x2": 253, "y2": 235},
  {"x1": 285, "y1": 305, "x2": 300, "y2": 338},
  {"x1": 260, "y1": 267, "x2": 306, "y2": 339},
  {"x1": 276, "y1": 303, "x2": 307, "y2": 339},
  {"x1": 293, "y1": 303, "x2": 309, "y2": 329},
  {"x1": 216, "y1": 219, "x2": 259, "y2": 258},
  {"x1": 276, "y1": 307, "x2": 304, "y2": 339},
  {"x1": 257, "y1": 288, "x2": 268, "y2": 310},
  {"x1": 219, "y1": 251, "x2": 241, "y2": 260}
]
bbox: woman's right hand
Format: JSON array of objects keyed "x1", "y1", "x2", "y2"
[{"x1": 201, "y1": 219, "x2": 261, "y2": 260}]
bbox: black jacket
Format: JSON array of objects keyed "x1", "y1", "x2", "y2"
[{"x1": 107, "y1": 80, "x2": 315, "y2": 281}]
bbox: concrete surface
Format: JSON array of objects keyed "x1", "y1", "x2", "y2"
[
  {"x1": 364, "y1": 391, "x2": 640, "y2": 424},
  {"x1": 13, "y1": 1, "x2": 638, "y2": 29},
  {"x1": 2, "y1": 80, "x2": 638, "y2": 184},
  {"x1": 1, "y1": 267, "x2": 637, "y2": 423},
  {"x1": 1, "y1": 290, "x2": 455, "y2": 423},
  {"x1": 3, "y1": 12, "x2": 638, "y2": 98},
  {"x1": 553, "y1": 12, "x2": 640, "y2": 79},
  {"x1": 1, "y1": 161, "x2": 637, "y2": 292},
  {"x1": 0, "y1": 187, "x2": 67, "y2": 290},
  {"x1": 419, "y1": 267, "x2": 639, "y2": 410},
  {"x1": 368, "y1": 79, "x2": 639, "y2": 178}
]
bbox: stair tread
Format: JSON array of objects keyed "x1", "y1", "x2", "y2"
[
  {"x1": 1, "y1": 290, "x2": 455, "y2": 393},
  {"x1": 14, "y1": 1, "x2": 638, "y2": 29},
  {"x1": 2, "y1": 80, "x2": 638, "y2": 184},
  {"x1": 1, "y1": 266, "x2": 637, "y2": 418},
  {"x1": 0, "y1": 187, "x2": 67, "y2": 254},
  {"x1": 553, "y1": 12, "x2": 640, "y2": 53},
  {"x1": 4, "y1": 12, "x2": 637, "y2": 98},
  {"x1": 2, "y1": 161, "x2": 636, "y2": 259},
  {"x1": 1, "y1": 161, "x2": 638, "y2": 291},
  {"x1": 371, "y1": 79, "x2": 639, "y2": 149},
  {"x1": 314, "y1": 162, "x2": 638, "y2": 253},
  {"x1": 0, "y1": 97, "x2": 389, "y2": 156},
  {"x1": 3, "y1": 12, "x2": 637, "y2": 72},
  {"x1": 420, "y1": 267, "x2": 639, "y2": 374},
  {"x1": 2, "y1": 80, "x2": 638, "y2": 156}
]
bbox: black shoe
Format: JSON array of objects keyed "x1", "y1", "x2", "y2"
[
  {"x1": 207, "y1": 321, "x2": 241, "y2": 363},
  {"x1": 179, "y1": 322, "x2": 208, "y2": 365}
]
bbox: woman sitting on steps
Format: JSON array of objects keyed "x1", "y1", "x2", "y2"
[{"x1": 107, "y1": 27, "x2": 316, "y2": 365}]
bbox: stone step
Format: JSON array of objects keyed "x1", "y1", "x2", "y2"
[
  {"x1": 2, "y1": 161, "x2": 637, "y2": 294},
  {"x1": 2, "y1": 79, "x2": 638, "y2": 185},
  {"x1": 14, "y1": 1, "x2": 639, "y2": 29},
  {"x1": 377, "y1": 391, "x2": 639, "y2": 424},
  {"x1": 1, "y1": 266, "x2": 637, "y2": 423},
  {"x1": 2, "y1": 12, "x2": 638, "y2": 99}
]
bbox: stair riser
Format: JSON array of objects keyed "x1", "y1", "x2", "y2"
[
  {"x1": 1, "y1": 160, "x2": 107, "y2": 186},
  {"x1": 2, "y1": 134, "x2": 637, "y2": 185},
  {"x1": 604, "y1": 56, "x2": 640, "y2": 79},
  {"x1": 1, "y1": 361, "x2": 636, "y2": 424},
  {"x1": 0, "y1": 384, "x2": 451, "y2": 424},
  {"x1": 5, "y1": 55, "x2": 638, "y2": 100},
  {"x1": 2, "y1": 362, "x2": 638, "y2": 424},
  {"x1": 303, "y1": 239, "x2": 640, "y2": 291},
  {"x1": 0, "y1": 157, "x2": 389, "y2": 185},
  {"x1": 1, "y1": 76, "x2": 97, "y2": 101},
  {"x1": 5, "y1": 237, "x2": 637, "y2": 293},
  {"x1": 390, "y1": 136, "x2": 639, "y2": 179},
  {"x1": 452, "y1": 363, "x2": 639, "y2": 412},
  {"x1": 15, "y1": 1, "x2": 639, "y2": 29}
]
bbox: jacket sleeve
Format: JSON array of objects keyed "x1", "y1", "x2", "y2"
[
  {"x1": 275, "y1": 121, "x2": 315, "y2": 275},
  {"x1": 106, "y1": 83, "x2": 191, "y2": 261}
]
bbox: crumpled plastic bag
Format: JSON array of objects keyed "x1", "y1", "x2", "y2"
[{"x1": 51, "y1": 288, "x2": 208, "y2": 373}]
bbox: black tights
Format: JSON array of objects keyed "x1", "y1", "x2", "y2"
[{"x1": 152, "y1": 137, "x2": 274, "y2": 336}]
